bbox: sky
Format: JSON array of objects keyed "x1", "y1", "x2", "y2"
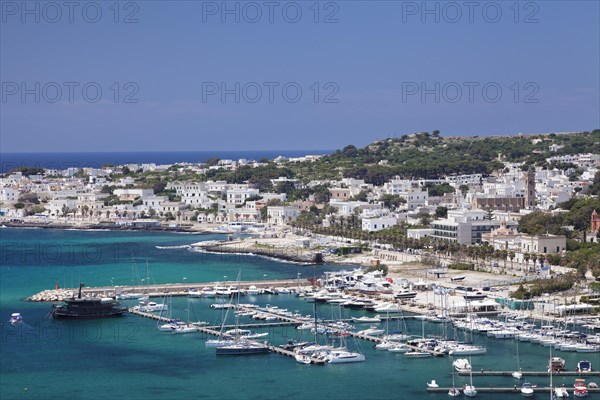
[{"x1": 1, "y1": 0, "x2": 599, "y2": 152}]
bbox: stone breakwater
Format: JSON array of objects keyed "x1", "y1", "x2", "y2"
[
  {"x1": 28, "y1": 289, "x2": 76, "y2": 302},
  {"x1": 193, "y1": 239, "x2": 324, "y2": 264}
]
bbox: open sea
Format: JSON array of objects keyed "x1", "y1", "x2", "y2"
[
  {"x1": 0, "y1": 150, "x2": 332, "y2": 173},
  {"x1": 0, "y1": 228, "x2": 595, "y2": 400}
]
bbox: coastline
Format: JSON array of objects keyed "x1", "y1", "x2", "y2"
[{"x1": 0, "y1": 219, "x2": 216, "y2": 234}]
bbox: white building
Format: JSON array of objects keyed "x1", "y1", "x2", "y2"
[
  {"x1": 431, "y1": 209, "x2": 518, "y2": 244},
  {"x1": 267, "y1": 205, "x2": 299, "y2": 226},
  {"x1": 361, "y1": 216, "x2": 397, "y2": 232}
]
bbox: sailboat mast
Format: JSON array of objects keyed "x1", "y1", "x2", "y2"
[{"x1": 313, "y1": 300, "x2": 318, "y2": 343}]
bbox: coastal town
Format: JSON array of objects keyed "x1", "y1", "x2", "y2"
[{"x1": 2, "y1": 133, "x2": 600, "y2": 310}]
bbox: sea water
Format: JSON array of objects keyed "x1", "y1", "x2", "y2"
[{"x1": 0, "y1": 229, "x2": 592, "y2": 399}]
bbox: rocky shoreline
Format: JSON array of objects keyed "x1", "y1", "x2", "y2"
[{"x1": 196, "y1": 240, "x2": 323, "y2": 264}]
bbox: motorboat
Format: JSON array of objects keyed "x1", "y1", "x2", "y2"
[
  {"x1": 137, "y1": 301, "x2": 168, "y2": 312},
  {"x1": 205, "y1": 339, "x2": 236, "y2": 348},
  {"x1": 521, "y1": 382, "x2": 535, "y2": 397},
  {"x1": 246, "y1": 285, "x2": 261, "y2": 295},
  {"x1": 374, "y1": 341, "x2": 396, "y2": 350},
  {"x1": 387, "y1": 344, "x2": 409, "y2": 353},
  {"x1": 357, "y1": 325, "x2": 385, "y2": 336},
  {"x1": 405, "y1": 351, "x2": 432, "y2": 358},
  {"x1": 427, "y1": 380, "x2": 439, "y2": 388},
  {"x1": 453, "y1": 358, "x2": 471, "y2": 372},
  {"x1": 549, "y1": 357, "x2": 566, "y2": 372},
  {"x1": 352, "y1": 316, "x2": 382, "y2": 324},
  {"x1": 573, "y1": 379, "x2": 588, "y2": 397},
  {"x1": 448, "y1": 345, "x2": 487, "y2": 355},
  {"x1": 554, "y1": 385, "x2": 569, "y2": 398},
  {"x1": 577, "y1": 360, "x2": 592, "y2": 372},
  {"x1": 216, "y1": 340, "x2": 270, "y2": 355},
  {"x1": 116, "y1": 292, "x2": 147, "y2": 300},
  {"x1": 512, "y1": 370, "x2": 523, "y2": 380},
  {"x1": 171, "y1": 324, "x2": 198, "y2": 334},
  {"x1": 448, "y1": 387, "x2": 461, "y2": 397},
  {"x1": 395, "y1": 290, "x2": 417, "y2": 300},
  {"x1": 9, "y1": 313, "x2": 23, "y2": 324}
]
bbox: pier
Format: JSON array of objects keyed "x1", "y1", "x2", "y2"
[
  {"x1": 427, "y1": 387, "x2": 600, "y2": 394},
  {"x1": 458, "y1": 370, "x2": 600, "y2": 377}
]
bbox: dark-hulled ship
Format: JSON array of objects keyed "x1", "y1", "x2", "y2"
[{"x1": 51, "y1": 283, "x2": 127, "y2": 319}]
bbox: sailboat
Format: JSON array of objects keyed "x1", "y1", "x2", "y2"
[
  {"x1": 216, "y1": 272, "x2": 269, "y2": 355},
  {"x1": 117, "y1": 256, "x2": 147, "y2": 300},
  {"x1": 171, "y1": 296, "x2": 198, "y2": 334},
  {"x1": 463, "y1": 356, "x2": 477, "y2": 397},
  {"x1": 448, "y1": 364, "x2": 461, "y2": 397},
  {"x1": 326, "y1": 305, "x2": 365, "y2": 364},
  {"x1": 513, "y1": 336, "x2": 523, "y2": 379}
]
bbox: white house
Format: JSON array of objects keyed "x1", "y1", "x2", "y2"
[
  {"x1": 361, "y1": 216, "x2": 397, "y2": 232},
  {"x1": 267, "y1": 205, "x2": 299, "y2": 226}
]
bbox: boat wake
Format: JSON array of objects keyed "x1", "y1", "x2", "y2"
[{"x1": 155, "y1": 245, "x2": 191, "y2": 249}]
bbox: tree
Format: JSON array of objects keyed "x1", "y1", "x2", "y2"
[{"x1": 435, "y1": 206, "x2": 448, "y2": 219}]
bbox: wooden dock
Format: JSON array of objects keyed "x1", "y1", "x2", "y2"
[
  {"x1": 459, "y1": 370, "x2": 600, "y2": 377},
  {"x1": 427, "y1": 387, "x2": 600, "y2": 394}
]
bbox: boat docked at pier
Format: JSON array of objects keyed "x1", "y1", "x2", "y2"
[{"x1": 51, "y1": 283, "x2": 127, "y2": 319}]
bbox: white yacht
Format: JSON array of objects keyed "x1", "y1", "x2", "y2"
[
  {"x1": 327, "y1": 350, "x2": 365, "y2": 364},
  {"x1": 520, "y1": 382, "x2": 534, "y2": 397},
  {"x1": 453, "y1": 358, "x2": 471, "y2": 372}
]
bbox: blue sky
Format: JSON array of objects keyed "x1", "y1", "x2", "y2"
[{"x1": 1, "y1": 0, "x2": 599, "y2": 152}]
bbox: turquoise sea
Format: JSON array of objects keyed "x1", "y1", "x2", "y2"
[{"x1": 0, "y1": 229, "x2": 594, "y2": 400}]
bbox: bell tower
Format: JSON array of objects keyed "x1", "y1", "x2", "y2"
[
  {"x1": 524, "y1": 167, "x2": 536, "y2": 209},
  {"x1": 592, "y1": 210, "x2": 600, "y2": 233}
]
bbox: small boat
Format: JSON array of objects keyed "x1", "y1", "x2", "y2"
[
  {"x1": 171, "y1": 324, "x2": 198, "y2": 334},
  {"x1": 521, "y1": 382, "x2": 535, "y2": 397},
  {"x1": 387, "y1": 344, "x2": 409, "y2": 353},
  {"x1": 573, "y1": 379, "x2": 588, "y2": 398},
  {"x1": 405, "y1": 351, "x2": 432, "y2": 358},
  {"x1": 9, "y1": 313, "x2": 23, "y2": 324},
  {"x1": 246, "y1": 286, "x2": 261, "y2": 295},
  {"x1": 448, "y1": 387, "x2": 461, "y2": 397},
  {"x1": 549, "y1": 357, "x2": 566, "y2": 372},
  {"x1": 374, "y1": 341, "x2": 395, "y2": 350},
  {"x1": 352, "y1": 316, "x2": 382, "y2": 323},
  {"x1": 453, "y1": 358, "x2": 472, "y2": 372},
  {"x1": 577, "y1": 360, "x2": 592, "y2": 372},
  {"x1": 357, "y1": 325, "x2": 385, "y2": 336},
  {"x1": 427, "y1": 380, "x2": 439, "y2": 388},
  {"x1": 451, "y1": 276, "x2": 465, "y2": 282},
  {"x1": 215, "y1": 340, "x2": 270, "y2": 355},
  {"x1": 554, "y1": 385, "x2": 569, "y2": 398},
  {"x1": 512, "y1": 370, "x2": 523, "y2": 380},
  {"x1": 395, "y1": 290, "x2": 417, "y2": 300},
  {"x1": 463, "y1": 384, "x2": 477, "y2": 397},
  {"x1": 295, "y1": 354, "x2": 312, "y2": 364},
  {"x1": 116, "y1": 292, "x2": 147, "y2": 300},
  {"x1": 449, "y1": 345, "x2": 487, "y2": 355},
  {"x1": 327, "y1": 350, "x2": 365, "y2": 364},
  {"x1": 138, "y1": 301, "x2": 168, "y2": 312},
  {"x1": 205, "y1": 339, "x2": 236, "y2": 348}
]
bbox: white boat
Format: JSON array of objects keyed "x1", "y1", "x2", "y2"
[
  {"x1": 246, "y1": 286, "x2": 261, "y2": 295},
  {"x1": 216, "y1": 340, "x2": 270, "y2": 355},
  {"x1": 352, "y1": 316, "x2": 381, "y2": 323},
  {"x1": 327, "y1": 350, "x2": 365, "y2": 364},
  {"x1": 373, "y1": 304, "x2": 402, "y2": 313},
  {"x1": 171, "y1": 324, "x2": 198, "y2": 334},
  {"x1": 427, "y1": 380, "x2": 439, "y2": 388},
  {"x1": 9, "y1": 313, "x2": 23, "y2": 324},
  {"x1": 405, "y1": 351, "x2": 432, "y2": 358},
  {"x1": 205, "y1": 339, "x2": 236, "y2": 348},
  {"x1": 555, "y1": 386, "x2": 569, "y2": 398},
  {"x1": 520, "y1": 382, "x2": 534, "y2": 397},
  {"x1": 463, "y1": 385, "x2": 477, "y2": 397},
  {"x1": 357, "y1": 325, "x2": 385, "y2": 336},
  {"x1": 117, "y1": 292, "x2": 147, "y2": 300},
  {"x1": 387, "y1": 344, "x2": 409, "y2": 353},
  {"x1": 138, "y1": 301, "x2": 168, "y2": 312},
  {"x1": 463, "y1": 356, "x2": 477, "y2": 397},
  {"x1": 375, "y1": 341, "x2": 396, "y2": 350},
  {"x1": 453, "y1": 359, "x2": 471, "y2": 372},
  {"x1": 448, "y1": 387, "x2": 461, "y2": 397},
  {"x1": 448, "y1": 345, "x2": 487, "y2": 355},
  {"x1": 295, "y1": 354, "x2": 312, "y2": 364}
]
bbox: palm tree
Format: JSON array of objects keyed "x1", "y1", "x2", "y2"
[{"x1": 509, "y1": 251, "x2": 515, "y2": 270}]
